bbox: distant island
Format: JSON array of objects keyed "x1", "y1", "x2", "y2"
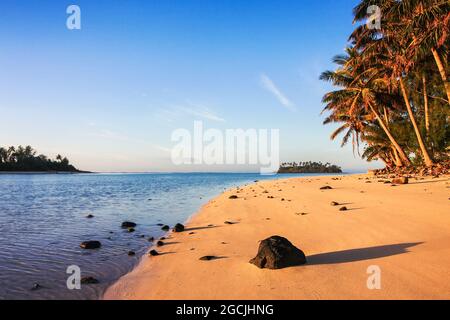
[
  {"x1": 278, "y1": 161, "x2": 342, "y2": 174},
  {"x1": 0, "y1": 145, "x2": 85, "y2": 173}
]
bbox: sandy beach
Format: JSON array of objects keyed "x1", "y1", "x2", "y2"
[{"x1": 104, "y1": 174, "x2": 450, "y2": 300}]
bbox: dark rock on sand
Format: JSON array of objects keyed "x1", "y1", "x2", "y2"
[
  {"x1": 339, "y1": 206, "x2": 348, "y2": 211},
  {"x1": 249, "y1": 236, "x2": 307, "y2": 269},
  {"x1": 81, "y1": 276, "x2": 99, "y2": 284},
  {"x1": 392, "y1": 177, "x2": 409, "y2": 185},
  {"x1": 157, "y1": 241, "x2": 164, "y2": 246},
  {"x1": 161, "y1": 225, "x2": 170, "y2": 231},
  {"x1": 224, "y1": 221, "x2": 236, "y2": 225},
  {"x1": 121, "y1": 221, "x2": 137, "y2": 229},
  {"x1": 331, "y1": 201, "x2": 339, "y2": 206},
  {"x1": 149, "y1": 250, "x2": 159, "y2": 256},
  {"x1": 80, "y1": 241, "x2": 101, "y2": 249},
  {"x1": 320, "y1": 186, "x2": 333, "y2": 190},
  {"x1": 173, "y1": 223, "x2": 185, "y2": 232},
  {"x1": 229, "y1": 195, "x2": 239, "y2": 199}
]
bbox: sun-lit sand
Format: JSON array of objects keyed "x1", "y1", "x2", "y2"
[{"x1": 104, "y1": 174, "x2": 450, "y2": 300}]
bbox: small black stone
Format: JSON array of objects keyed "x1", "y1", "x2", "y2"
[
  {"x1": 173, "y1": 223, "x2": 185, "y2": 232},
  {"x1": 121, "y1": 221, "x2": 137, "y2": 229},
  {"x1": 81, "y1": 276, "x2": 99, "y2": 285},
  {"x1": 80, "y1": 241, "x2": 101, "y2": 249},
  {"x1": 149, "y1": 250, "x2": 159, "y2": 256}
]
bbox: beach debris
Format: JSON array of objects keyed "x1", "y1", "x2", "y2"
[
  {"x1": 121, "y1": 221, "x2": 137, "y2": 229},
  {"x1": 229, "y1": 195, "x2": 239, "y2": 199},
  {"x1": 127, "y1": 227, "x2": 135, "y2": 233},
  {"x1": 189, "y1": 232, "x2": 196, "y2": 235},
  {"x1": 249, "y1": 236, "x2": 307, "y2": 269},
  {"x1": 224, "y1": 221, "x2": 237, "y2": 225},
  {"x1": 331, "y1": 201, "x2": 339, "y2": 206},
  {"x1": 80, "y1": 241, "x2": 101, "y2": 249},
  {"x1": 173, "y1": 223, "x2": 185, "y2": 232},
  {"x1": 281, "y1": 198, "x2": 285, "y2": 201},
  {"x1": 267, "y1": 196, "x2": 274, "y2": 199},
  {"x1": 148, "y1": 237, "x2": 155, "y2": 242},
  {"x1": 320, "y1": 186, "x2": 333, "y2": 190},
  {"x1": 392, "y1": 177, "x2": 409, "y2": 185},
  {"x1": 128, "y1": 251, "x2": 136, "y2": 256},
  {"x1": 86, "y1": 214, "x2": 94, "y2": 218},
  {"x1": 199, "y1": 256, "x2": 220, "y2": 261},
  {"x1": 339, "y1": 206, "x2": 348, "y2": 211},
  {"x1": 160, "y1": 237, "x2": 166, "y2": 240},
  {"x1": 157, "y1": 241, "x2": 164, "y2": 246},
  {"x1": 81, "y1": 276, "x2": 99, "y2": 284},
  {"x1": 161, "y1": 225, "x2": 170, "y2": 231},
  {"x1": 149, "y1": 250, "x2": 159, "y2": 256}
]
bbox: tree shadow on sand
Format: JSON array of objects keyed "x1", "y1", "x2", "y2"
[{"x1": 307, "y1": 242, "x2": 423, "y2": 265}]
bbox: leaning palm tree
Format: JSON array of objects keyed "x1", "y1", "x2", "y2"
[
  {"x1": 350, "y1": 0, "x2": 436, "y2": 166},
  {"x1": 321, "y1": 48, "x2": 411, "y2": 166}
]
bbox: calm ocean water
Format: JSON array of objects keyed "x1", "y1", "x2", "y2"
[{"x1": 0, "y1": 172, "x2": 335, "y2": 300}]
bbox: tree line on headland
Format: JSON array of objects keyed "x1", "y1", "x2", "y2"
[
  {"x1": 0, "y1": 145, "x2": 82, "y2": 172},
  {"x1": 321, "y1": 0, "x2": 449, "y2": 173},
  {"x1": 278, "y1": 161, "x2": 342, "y2": 174}
]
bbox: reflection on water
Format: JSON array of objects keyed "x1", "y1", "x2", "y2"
[{"x1": 0, "y1": 172, "x2": 328, "y2": 300}]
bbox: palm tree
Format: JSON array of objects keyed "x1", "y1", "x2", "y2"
[
  {"x1": 320, "y1": 48, "x2": 411, "y2": 166},
  {"x1": 350, "y1": 0, "x2": 436, "y2": 166}
]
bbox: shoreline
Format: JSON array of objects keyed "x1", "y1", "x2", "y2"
[{"x1": 104, "y1": 173, "x2": 450, "y2": 300}]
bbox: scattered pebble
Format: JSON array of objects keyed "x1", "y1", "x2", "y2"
[
  {"x1": 81, "y1": 276, "x2": 99, "y2": 285},
  {"x1": 121, "y1": 221, "x2": 137, "y2": 229},
  {"x1": 80, "y1": 241, "x2": 101, "y2": 249},
  {"x1": 149, "y1": 250, "x2": 159, "y2": 256}
]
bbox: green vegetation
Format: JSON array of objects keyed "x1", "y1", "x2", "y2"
[
  {"x1": 321, "y1": 0, "x2": 449, "y2": 170},
  {"x1": 278, "y1": 162, "x2": 342, "y2": 174},
  {"x1": 0, "y1": 145, "x2": 83, "y2": 172}
]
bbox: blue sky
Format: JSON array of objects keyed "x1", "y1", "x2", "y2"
[{"x1": 0, "y1": 0, "x2": 380, "y2": 172}]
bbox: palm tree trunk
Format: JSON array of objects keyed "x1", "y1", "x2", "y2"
[
  {"x1": 431, "y1": 48, "x2": 450, "y2": 104},
  {"x1": 367, "y1": 102, "x2": 410, "y2": 166},
  {"x1": 399, "y1": 78, "x2": 434, "y2": 167},
  {"x1": 391, "y1": 147, "x2": 403, "y2": 167},
  {"x1": 422, "y1": 74, "x2": 430, "y2": 134}
]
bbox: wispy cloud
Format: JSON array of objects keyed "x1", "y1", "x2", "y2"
[
  {"x1": 260, "y1": 73, "x2": 296, "y2": 111},
  {"x1": 155, "y1": 102, "x2": 225, "y2": 123},
  {"x1": 181, "y1": 101, "x2": 225, "y2": 122}
]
